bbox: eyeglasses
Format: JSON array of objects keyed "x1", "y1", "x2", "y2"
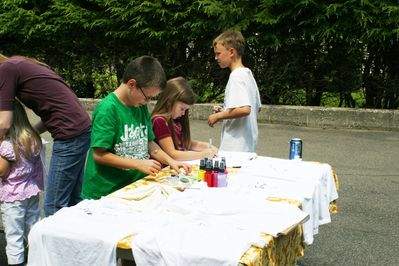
[{"x1": 138, "y1": 86, "x2": 153, "y2": 101}]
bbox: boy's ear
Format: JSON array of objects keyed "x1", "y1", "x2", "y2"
[
  {"x1": 128, "y1": 79, "x2": 137, "y2": 88},
  {"x1": 229, "y1": 47, "x2": 236, "y2": 56}
]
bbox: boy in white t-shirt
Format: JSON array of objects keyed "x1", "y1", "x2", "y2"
[{"x1": 208, "y1": 29, "x2": 261, "y2": 152}]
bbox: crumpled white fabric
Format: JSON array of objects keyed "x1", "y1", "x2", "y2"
[
  {"x1": 132, "y1": 188, "x2": 308, "y2": 266},
  {"x1": 27, "y1": 200, "x2": 153, "y2": 266},
  {"x1": 27, "y1": 183, "x2": 180, "y2": 266},
  {"x1": 227, "y1": 156, "x2": 339, "y2": 244}
]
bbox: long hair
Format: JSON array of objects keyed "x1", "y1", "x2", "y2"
[
  {"x1": 0, "y1": 53, "x2": 8, "y2": 63},
  {"x1": 7, "y1": 100, "x2": 42, "y2": 160},
  {"x1": 151, "y1": 77, "x2": 196, "y2": 150}
]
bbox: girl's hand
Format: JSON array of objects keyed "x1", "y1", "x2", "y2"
[
  {"x1": 169, "y1": 160, "x2": 191, "y2": 175},
  {"x1": 202, "y1": 147, "x2": 218, "y2": 158},
  {"x1": 211, "y1": 145, "x2": 219, "y2": 155}
]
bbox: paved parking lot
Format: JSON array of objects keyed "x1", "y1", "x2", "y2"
[{"x1": 1, "y1": 116, "x2": 399, "y2": 265}]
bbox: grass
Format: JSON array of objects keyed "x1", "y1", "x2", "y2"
[{"x1": 321, "y1": 91, "x2": 366, "y2": 108}]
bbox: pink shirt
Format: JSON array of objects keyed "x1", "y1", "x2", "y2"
[
  {"x1": 152, "y1": 115, "x2": 184, "y2": 151},
  {"x1": 0, "y1": 139, "x2": 43, "y2": 203}
]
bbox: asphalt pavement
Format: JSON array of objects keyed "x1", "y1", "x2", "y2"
[{"x1": 1, "y1": 114, "x2": 399, "y2": 265}]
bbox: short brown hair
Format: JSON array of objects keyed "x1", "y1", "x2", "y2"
[
  {"x1": 213, "y1": 29, "x2": 246, "y2": 57},
  {"x1": 122, "y1": 55, "x2": 166, "y2": 90}
]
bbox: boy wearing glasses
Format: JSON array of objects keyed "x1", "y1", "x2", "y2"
[{"x1": 82, "y1": 56, "x2": 190, "y2": 200}]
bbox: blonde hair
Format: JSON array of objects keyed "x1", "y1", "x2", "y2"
[
  {"x1": 213, "y1": 29, "x2": 246, "y2": 57},
  {"x1": 151, "y1": 77, "x2": 196, "y2": 149},
  {"x1": 7, "y1": 100, "x2": 42, "y2": 160},
  {"x1": 0, "y1": 53, "x2": 9, "y2": 64}
]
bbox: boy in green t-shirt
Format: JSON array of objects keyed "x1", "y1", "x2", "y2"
[{"x1": 82, "y1": 56, "x2": 191, "y2": 199}]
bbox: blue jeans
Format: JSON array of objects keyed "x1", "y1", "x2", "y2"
[
  {"x1": 1, "y1": 195, "x2": 40, "y2": 264},
  {"x1": 44, "y1": 130, "x2": 91, "y2": 217}
]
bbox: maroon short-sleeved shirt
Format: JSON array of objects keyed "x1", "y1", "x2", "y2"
[
  {"x1": 151, "y1": 115, "x2": 184, "y2": 151},
  {"x1": 0, "y1": 57, "x2": 91, "y2": 139}
]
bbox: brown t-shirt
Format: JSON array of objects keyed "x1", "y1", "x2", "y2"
[{"x1": 0, "y1": 57, "x2": 91, "y2": 139}]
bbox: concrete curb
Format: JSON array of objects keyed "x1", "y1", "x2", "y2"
[{"x1": 79, "y1": 98, "x2": 399, "y2": 131}]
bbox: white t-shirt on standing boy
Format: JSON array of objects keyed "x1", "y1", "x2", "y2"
[{"x1": 220, "y1": 67, "x2": 261, "y2": 152}]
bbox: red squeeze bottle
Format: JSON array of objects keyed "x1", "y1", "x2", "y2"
[{"x1": 204, "y1": 159, "x2": 213, "y2": 187}]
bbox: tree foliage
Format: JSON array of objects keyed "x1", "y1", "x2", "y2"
[{"x1": 0, "y1": 0, "x2": 398, "y2": 108}]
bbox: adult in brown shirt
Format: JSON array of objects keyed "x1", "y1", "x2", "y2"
[{"x1": 0, "y1": 54, "x2": 91, "y2": 216}]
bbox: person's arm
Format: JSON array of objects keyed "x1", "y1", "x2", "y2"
[
  {"x1": 208, "y1": 105, "x2": 251, "y2": 127},
  {"x1": 0, "y1": 156, "x2": 10, "y2": 178},
  {"x1": 189, "y1": 140, "x2": 218, "y2": 154},
  {"x1": 92, "y1": 147, "x2": 163, "y2": 176},
  {"x1": 33, "y1": 120, "x2": 47, "y2": 135},
  {"x1": 148, "y1": 141, "x2": 191, "y2": 174},
  {"x1": 0, "y1": 111, "x2": 13, "y2": 138},
  {"x1": 157, "y1": 136, "x2": 217, "y2": 161},
  {"x1": 0, "y1": 139, "x2": 11, "y2": 178}
]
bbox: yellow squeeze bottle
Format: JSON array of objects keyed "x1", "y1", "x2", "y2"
[{"x1": 198, "y1": 159, "x2": 206, "y2": 181}]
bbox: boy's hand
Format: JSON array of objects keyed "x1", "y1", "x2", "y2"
[
  {"x1": 138, "y1": 159, "x2": 162, "y2": 176},
  {"x1": 212, "y1": 105, "x2": 223, "y2": 113},
  {"x1": 208, "y1": 113, "x2": 220, "y2": 127}
]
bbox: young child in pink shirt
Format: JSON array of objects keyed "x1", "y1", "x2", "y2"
[{"x1": 0, "y1": 100, "x2": 43, "y2": 266}]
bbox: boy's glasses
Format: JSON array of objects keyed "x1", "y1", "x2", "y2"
[{"x1": 138, "y1": 87, "x2": 153, "y2": 101}]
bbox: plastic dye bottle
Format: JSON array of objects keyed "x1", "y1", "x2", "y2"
[
  {"x1": 204, "y1": 159, "x2": 213, "y2": 187},
  {"x1": 217, "y1": 161, "x2": 227, "y2": 187},
  {"x1": 198, "y1": 159, "x2": 206, "y2": 181},
  {"x1": 221, "y1": 157, "x2": 228, "y2": 174},
  {"x1": 212, "y1": 160, "x2": 219, "y2": 187}
]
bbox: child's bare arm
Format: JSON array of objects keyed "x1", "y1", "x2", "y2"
[
  {"x1": 156, "y1": 136, "x2": 217, "y2": 161},
  {"x1": 0, "y1": 156, "x2": 10, "y2": 178},
  {"x1": 33, "y1": 120, "x2": 47, "y2": 135},
  {"x1": 208, "y1": 106, "x2": 251, "y2": 127}
]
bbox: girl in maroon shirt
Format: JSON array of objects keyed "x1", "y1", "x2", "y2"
[{"x1": 151, "y1": 77, "x2": 218, "y2": 161}]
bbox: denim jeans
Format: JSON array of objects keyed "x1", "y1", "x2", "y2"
[
  {"x1": 1, "y1": 195, "x2": 40, "y2": 265},
  {"x1": 44, "y1": 130, "x2": 91, "y2": 217}
]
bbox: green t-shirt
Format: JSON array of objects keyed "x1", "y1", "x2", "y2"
[{"x1": 82, "y1": 92, "x2": 155, "y2": 199}]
